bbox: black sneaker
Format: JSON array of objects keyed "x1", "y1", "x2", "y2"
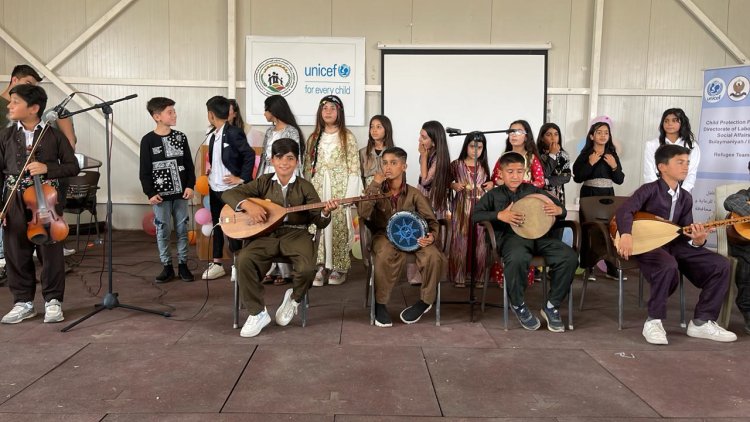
[
  {"x1": 155, "y1": 265, "x2": 175, "y2": 283},
  {"x1": 400, "y1": 300, "x2": 432, "y2": 324},
  {"x1": 743, "y1": 312, "x2": 750, "y2": 335},
  {"x1": 541, "y1": 305, "x2": 565, "y2": 332},
  {"x1": 178, "y1": 262, "x2": 195, "y2": 282},
  {"x1": 511, "y1": 303, "x2": 540, "y2": 330},
  {"x1": 375, "y1": 303, "x2": 392, "y2": 328}
]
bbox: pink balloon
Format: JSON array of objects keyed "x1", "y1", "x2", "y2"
[
  {"x1": 596, "y1": 260, "x2": 607, "y2": 272},
  {"x1": 142, "y1": 211, "x2": 156, "y2": 236},
  {"x1": 195, "y1": 207, "x2": 212, "y2": 225}
]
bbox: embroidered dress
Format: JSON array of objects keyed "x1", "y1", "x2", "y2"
[
  {"x1": 448, "y1": 160, "x2": 488, "y2": 287},
  {"x1": 539, "y1": 150, "x2": 571, "y2": 204},
  {"x1": 304, "y1": 131, "x2": 361, "y2": 272}
]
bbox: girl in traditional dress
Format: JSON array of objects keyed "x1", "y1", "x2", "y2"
[
  {"x1": 537, "y1": 122, "x2": 571, "y2": 205},
  {"x1": 449, "y1": 132, "x2": 493, "y2": 287},
  {"x1": 359, "y1": 115, "x2": 394, "y2": 187},
  {"x1": 304, "y1": 95, "x2": 361, "y2": 286}
]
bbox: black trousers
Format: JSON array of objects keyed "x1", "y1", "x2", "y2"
[
  {"x1": 4, "y1": 191, "x2": 65, "y2": 303},
  {"x1": 729, "y1": 243, "x2": 750, "y2": 314},
  {"x1": 209, "y1": 188, "x2": 242, "y2": 260}
]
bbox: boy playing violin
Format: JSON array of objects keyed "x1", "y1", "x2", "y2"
[
  {"x1": 0, "y1": 84, "x2": 79, "y2": 324},
  {"x1": 221, "y1": 138, "x2": 338, "y2": 337},
  {"x1": 616, "y1": 144, "x2": 735, "y2": 344}
]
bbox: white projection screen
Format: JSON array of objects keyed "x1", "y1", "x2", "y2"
[{"x1": 381, "y1": 48, "x2": 548, "y2": 185}]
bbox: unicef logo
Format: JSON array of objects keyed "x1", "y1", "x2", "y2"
[
  {"x1": 704, "y1": 77, "x2": 725, "y2": 103},
  {"x1": 338, "y1": 64, "x2": 351, "y2": 78},
  {"x1": 254, "y1": 58, "x2": 298, "y2": 97}
]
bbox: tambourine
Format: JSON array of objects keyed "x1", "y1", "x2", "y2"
[
  {"x1": 510, "y1": 194, "x2": 555, "y2": 239},
  {"x1": 386, "y1": 211, "x2": 428, "y2": 252}
]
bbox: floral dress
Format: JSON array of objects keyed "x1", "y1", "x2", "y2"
[
  {"x1": 449, "y1": 160, "x2": 488, "y2": 287},
  {"x1": 304, "y1": 130, "x2": 361, "y2": 272}
]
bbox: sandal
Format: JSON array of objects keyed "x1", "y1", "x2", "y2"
[
  {"x1": 262, "y1": 274, "x2": 275, "y2": 284},
  {"x1": 274, "y1": 276, "x2": 291, "y2": 286}
]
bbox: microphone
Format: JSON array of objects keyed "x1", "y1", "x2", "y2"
[
  {"x1": 43, "y1": 93, "x2": 76, "y2": 123},
  {"x1": 446, "y1": 127, "x2": 461, "y2": 135}
]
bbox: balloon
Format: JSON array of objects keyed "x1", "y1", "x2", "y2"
[
  {"x1": 195, "y1": 175, "x2": 210, "y2": 196},
  {"x1": 596, "y1": 260, "x2": 607, "y2": 272},
  {"x1": 187, "y1": 230, "x2": 196, "y2": 245},
  {"x1": 195, "y1": 208, "x2": 212, "y2": 225},
  {"x1": 201, "y1": 223, "x2": 213, "y2": 237},
  {"x1": 202, "y1": 195, "x2": 210, "y2": 209},
  {"x1": 142, "y1": 211, "x2": 156, "y2": 236}
]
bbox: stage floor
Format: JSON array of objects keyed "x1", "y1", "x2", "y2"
[{"x1": 0, "y1": 230, "x2": 747, "y2": 421}]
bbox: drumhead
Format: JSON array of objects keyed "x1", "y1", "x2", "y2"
[
  {"x1": 511, "y1": 194, "x2": 555, "y2": 239},
  {"x1": 387, "y1": 211, "x2": 428, "y2": 252}
]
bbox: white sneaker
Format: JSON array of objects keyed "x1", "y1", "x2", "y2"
[
  {"x1": 686, "y1": 320, "x2": 737, "y2": 343},
  {"x1": 0, "y1": 258, "x2": 6, "y2": 266},
  {"x1": 201, "y1": 263, "x2": 226, "y2": 280},
  {"x1": 1, "y1": 302, "x2": 36, "y2": 324},
  {"x1": 642, "y1": 319, "x2": 668, "y2": 345},
  {"x1": 240, "y1": 308, "x2": 271, "y2": 337},
  {"x1": 231, "y1": 265, "x2": 237, "y2": 282},
  {"x1": 312, "y1": 268, "x2": 325, "y2": 287},
  {"x1": 44, "y1": 299, "x2": 64, "y2": 323},
  {"x1": 328, "y1": 271, "x2": 347, "y2": 285},
  {"x1": 275, "y1": 288, "x2": 299, "y2": 326},
  {"x1": 63, "y1": 248, "x2": 76, "y2": 257}
]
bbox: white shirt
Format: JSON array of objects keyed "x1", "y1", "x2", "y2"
[
  {"x1": 643, "y1": 137, "x2": 701, "y2": 192},
  {"x1": 17, "y1": 121, "x2": 45, "y2": 151},
  {"x1": 207, "y1": 123, "x2": 234, "y2": 192}
]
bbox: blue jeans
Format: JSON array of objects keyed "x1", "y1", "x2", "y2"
[{"x1": 153, "y1": 199, "x2": 189, "y2": 265}]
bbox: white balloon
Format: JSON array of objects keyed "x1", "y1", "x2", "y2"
[{"x1": 201, "y1": 223, "x2": 214, "y2": 237}]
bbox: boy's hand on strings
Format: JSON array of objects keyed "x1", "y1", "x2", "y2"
[
  {"x1": 241, "y1": 201, "x2": 267, "y2": 224},
  {"x1": 617, "y1": 233, "x2": 633, "y2": 259},
  {"x1": 183, "y1": 188, "x2": 194, "y2": 200},
  {"x1": 497, "y1": 202, "x2": 524, "y2": 226},
  {"x1": 417, "y1": 232, "x2": 434, "y2": 248},
  {"x1": 149, "y1": 194, "x2": 163, "y2": 205},
  {"x1": 686, "y1": 223, "x2": 713, "y2": 246},
  {"x1": 322, "y1": 199, "x2": 340, "y2": 217}
]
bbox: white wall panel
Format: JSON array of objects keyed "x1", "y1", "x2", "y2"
[
  {"x1": 412, "y1": 0, "x2": 492, "y2": 44},
  {"x1": 599, "y1": 0, "x2": 651, "y2": 89}
]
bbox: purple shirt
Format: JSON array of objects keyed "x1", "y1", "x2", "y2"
[{"x1": 615, "y1": 179, "x2": 694, "y2": 238}]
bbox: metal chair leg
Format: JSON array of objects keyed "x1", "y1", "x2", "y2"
[
  {"x1": 679, "y1": 274, "x2": 686, "y2": 328},
  {"x1": 618, "y1": 268, "x2": 624, "y2": 330},
  {"x1": 369, "y1": 265, "x2": 376, "y2": 325},
  {"x1": 638, "y1": 273, "x2": 644, "y2": 308},
  {"x1": 568, "y1": 283, "x2": 574, "y2": 330},
  {"x1": 436, "y1": 281, "x2": 441, "y2": 326},
  {"x1": 301, "y1": 292, "x2": 308, "y2": 328},
  {"x1": 579, "y1": 269, "x2": 589, "y2": 311},
  {"x1": 233, "y1": 255, "x2": 239, "y2": 329},
  {"x1": 503, "y1": 275, "x2": 509, "y2": 331}
]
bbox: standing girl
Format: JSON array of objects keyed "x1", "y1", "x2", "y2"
[
  {"x1": 573, "y1": 120, "x2": 625, "y2": 279},
  {"x1": 360, "y1": 115, "x2": 394, "y2": 187},
  {"x1": 408, "y1": 120, "x2": 451, "y2": 285},
  {"x1": 491, "y1": 120, "x2": 545, "y2": 188},
  {"x1": 449, "y1": 132, "x2": 493, "y2": 287},
  {"x1": 304, "y1": 95, "x2": 360, "y2": 286},
  {"x1": 642, "y1": 108, "x2": 700, "y2": 192},
  {"x1": 537, "y1": 123, "x2": 571, "y2": 205}
]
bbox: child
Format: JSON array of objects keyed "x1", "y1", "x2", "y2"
[
  {"x1": 643, "y1": 108, "x2": 700, "y2": 192},
  {"x1": 536, "y1": 123, "x2": 571, "y2": 205},
  {"x1": 358, "y1": 147, "x2": 446, "y2": 327},
  {"x1": 258, "y1": 95, "x2": 304, "y2": 285},
  {"x1": 473, "y1": 152, "x2": 577, "y2": 332},
  {"x1": 408, "y1": 120, "x2": 451, "y2": 285},
  {"x1": 359, "y1": 115, "x2": 394, "y2": 187},
  {"x1": 139, "y1": 97, "x2": 196, "y2": 283},
  {"x1": 0, "y1": 84, "x2": 79, "y2": 324},
  {"x1": 202, "y1": 96, "x2": 256, "y2": 280},
  {"x1": 616, "y1": 144, "x2": 736, "y2": 344},
  {"x1": 491, "y1": 120, "x2": 545, "y2": 188},
  {"x1": 573, "y1": 120, "x2": 624, "y2": 280},
  {"x1": 304, "y1": 95, "x2": 360, "y2": 286},
  {"x1": 723, "y1": 160, "x2": 750, "y2": 334},
  {"x1": 222, "y1": 138, "x2": 338, "y2": 337},
  {"x1": 228, "y1": 99, "x2": 251, "y2": 136},
  {"x1": 449, "y1": 132, "x2": 493, "y2": 287}
]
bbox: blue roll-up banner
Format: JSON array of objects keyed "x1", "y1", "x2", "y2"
[{"x1": 693, "y1": 65, "x2": 750, "y2": 246}]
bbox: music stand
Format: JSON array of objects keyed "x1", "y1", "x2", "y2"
[
  {"x1": 60, "y1": 94, "x2": 171, "y2": 332},
  {"x1": 445, "y1": 128, "x2": 515, "y2": 322}
]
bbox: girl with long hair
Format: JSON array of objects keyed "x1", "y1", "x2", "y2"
[
  {"x1": 642, "y1": 108, "x2": 700, "y2": 191},
  {"x1": 359, "y1": 115, "x2": 394, "y2": 187},
  {"x1": 259, "y1": 95, "x2": 304, "y2": 177},
  {"x1": 304, "y1": 95, "x2": 360, "y2": 286},
  {"x1": 491, "y1": 120, "x2": 545, "y2": 188},
  {"x1": 536, "y1": 122, "x2": 571, "y2": 204}
]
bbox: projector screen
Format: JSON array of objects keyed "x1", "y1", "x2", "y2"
[{"x1": 381, "y1": 49, "x2": 548, "y2": 186}]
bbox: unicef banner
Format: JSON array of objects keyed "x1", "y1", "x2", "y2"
[
  {"x1": 246, "y1": 36, "x2": 366, "y2": 126},
  {"x1": 693, "y1": 65, "x2": 750, "y2": 240}
]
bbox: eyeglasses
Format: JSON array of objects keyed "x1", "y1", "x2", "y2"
[{"x1": 509, "y1": 130, "x2": 527, "y2": 136}]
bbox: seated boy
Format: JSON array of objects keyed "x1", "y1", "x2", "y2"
[
  {"x1": 0, "y1": 84, "x2": 79, "y2": 324},
  {"x1": 358, "y1": 147, "x2": 446, "y2": 327},
  {"x1": 723, "y1": 159, "x2": 750, "y2": 334},
  {"x1": 472, "y1": 152, "x2": 577, "y2": 332},
  {"x1": 616, "y1": 144, "x2": 736, "y2": 344},
  {"x1": 221, "y1": 138, "x2": 338, "y2": 337}
]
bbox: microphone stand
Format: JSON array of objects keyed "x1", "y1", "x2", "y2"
[
  {"x1": 447, "y1": 128, "x2": 516, "y2": 322},
  {"x1": 60, "y1": 94, "x2": 171, "y2": 332}
]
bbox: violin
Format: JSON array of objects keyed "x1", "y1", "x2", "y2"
[{"x1": 0, "y1": 124, "x2": 69, "y2": 245}]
